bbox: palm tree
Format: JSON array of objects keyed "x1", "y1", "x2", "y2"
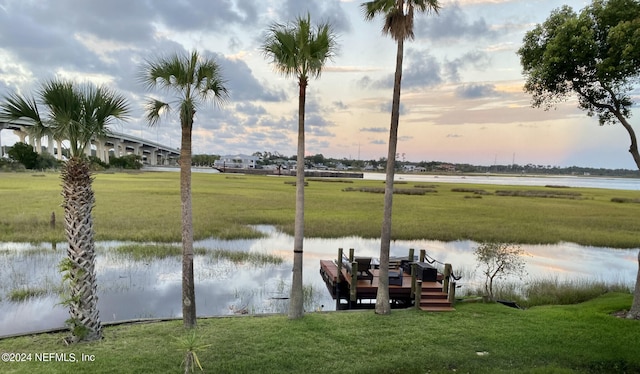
[
  {"x1": 261, "y1": 14, "x2": 337, "y2": 319},
  {"x1": 139, "y1": 50, "x2": 228, "y2": 329},
  {"x1": 361, "y1": 0, "x2": 440, "y2": 315},
  {"x1": 0, "y1": 79, "x2": 130, "y2": 342}
]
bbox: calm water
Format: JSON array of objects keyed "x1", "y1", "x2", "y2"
[
  {"x1": 0, "y1": 225, "x2": 637, "y2": 337},
  {"x1": 364, "y1": 173, "x2": 640, "y2": 191},
  {"x1": 147, "y1": 166, "x2": 640, "y2": 191}
]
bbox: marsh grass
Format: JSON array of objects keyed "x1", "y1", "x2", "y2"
[
  {"x1": 8, "y1": 287, "x2": 49, "y2": 302},
  {"x1": 113, "y1": 244, "x2": 283, "y2": 265},
  {"x1": 1, "y1": 172, "x2": 640, "y2": 247},
  {"x1": 113, "y1": 244, "x2": 205, "y2": 261},
  {"x1": 611, "y1": 197, "x2": 640, "y2": 203},
  {"x1": 306, "y1": 178, "x2": 353, "y2": 183},
  {"x1": 523, "y1": 277, "x2": 631, "y2": 307},
  {"x1": 209, "y1": 249, "x2": 284, "y2": 265},
  {"x1": 342, "y1": 186, "x2": 428, "y2": 195},
  {"x1": 495, "y1": 189, "x2": 583, "y2": 199},
  {"x1": 464, "y1": 277, "x2": 632, "y2": 308}
]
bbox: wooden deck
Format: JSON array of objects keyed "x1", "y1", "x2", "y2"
[{"x1": 320, "y1": 259, "x2": 454, "y2": 312}]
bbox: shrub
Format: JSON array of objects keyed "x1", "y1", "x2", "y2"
[{"x1": 474, "y1": 242, "x2": 527, "y2": 301}]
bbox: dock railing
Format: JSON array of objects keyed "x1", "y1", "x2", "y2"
[{"x1": 414, "y1": 249, "x2": 462, "y2": 304}]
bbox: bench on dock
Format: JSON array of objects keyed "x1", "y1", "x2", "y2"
[{"x1": 341, "y1": 257, "x2": 374, "y2": 284}]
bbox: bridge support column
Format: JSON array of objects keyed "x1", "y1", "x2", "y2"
[
  {"x1": 35, "y1": 137, "x2": 42, "y2": 154},
  {"x1": 47, "y1": 136, "x2": 54, "y2": 156},
  {"x1": 150, "y1": 149, "x2": 157, "y2": 166},
  {"x1": 13, "y1": 129, "x2": 27, "y2": 143},
  {"x1": 56, "y1": 140, "x2": 63, "y2": 160},
  {"x1": 102, "y1": 143, "x2": 111, "y2": 164}
]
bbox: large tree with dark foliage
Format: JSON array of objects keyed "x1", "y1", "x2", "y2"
[{"x1": 518, "y1": 0, "x2": 640, "y2": 319}]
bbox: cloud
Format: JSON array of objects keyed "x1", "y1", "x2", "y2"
[
  {"x1": 214, "y1": 52, "x2": 287, "y2": 102},
  {"x1": 415, "y1": 2, "x2": 495, "y2": 41},
  {"x1": 154, "y1": 0, "x2": 258, "y2": 32},
  {"x1": 360, "y1": 127, "x2": 387, "y2": 133},
  {"x1": 455, "y1": 83, "x2": 499, "y2": 99},
  {"x1": 279, "y1": 0, "x2": 351, "y2": 33},
  {"x1": 332, "y1": 101, "x2": 348, "y2": 110},
  {"x1": 444, "y1": 50, "x2": 491, "y2": 82},
  {"x1": 236, "y1": 102, "x2": 267, "y2": 115},
  {"x1": 366, "y1": 49, "x2": 444, "y2": 90}
]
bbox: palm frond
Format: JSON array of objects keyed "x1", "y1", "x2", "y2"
[
  {"x1": 0, "y1": 92, "x2": 42, "y2": 125},
  {"x1": 262, "y1": 13, "x2": 338, "y2": 82},
  {"x1": 145, "y1": 98, "x2": 170, "y2": 126},
  {"x1": 139, "y1": 50, "x2": 229, "y2": 127},
  {"x1": 362, "y1": 0, "x2": 441, "y2": 41}
]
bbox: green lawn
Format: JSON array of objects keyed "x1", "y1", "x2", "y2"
[{"x1": 0, "y1": 293, "x2": 638, "y2": 373}]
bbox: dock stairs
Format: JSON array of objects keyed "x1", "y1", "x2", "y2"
[{"x1": 419, "y1": 281, "x2": 454, "y2": 312}]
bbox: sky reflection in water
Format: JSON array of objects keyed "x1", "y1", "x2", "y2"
[{"x1": 0, "y1": 225, "x2": 637, "y2": 336}]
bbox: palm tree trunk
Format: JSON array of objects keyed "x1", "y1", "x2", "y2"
[
  {"x1": 181, "y1": 117, "x2": 196, "y2": 328},
  {"x1": 289, "y1": 78, "x2": 307, "y2": 319},
  {"x1": 376, "y1": 36, "x2": 405, "y2": 315},
  {"x1": 61, "y1": 156, "x2": 102, "y2": 341}
]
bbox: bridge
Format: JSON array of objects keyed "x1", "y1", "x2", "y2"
[{"x1": 0, "y1": 118, "x2": 180, "y2": 166}]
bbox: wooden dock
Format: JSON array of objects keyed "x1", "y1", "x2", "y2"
[{"x1": 319, "y1": 250, "x2": 456, "y2": 312}]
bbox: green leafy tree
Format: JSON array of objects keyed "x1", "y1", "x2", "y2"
[
  {"x1": 517, "y1": 0, "x2": 640, "y2": 319},
  {"x1": 0, "y1": 79, "x2": 130, "y2": 341},
  {"x1": 361, "y1": 0, "x2": 441, "y2": 315},
  {"x1": 35, "y1": 150, "x2": 60, "y2": 170},
  {"x1": 140, "y1": 50, "x2": 229, "y2": 328},
  {"x1": 262, "y1": 14, "x2": 337, "y2": 319},
  {"x1": 109, "y1": 154, "x2": 142, "y2": 169},
  {"x1": 7, "y1": 142, "x2": 38, "y2": 169}
]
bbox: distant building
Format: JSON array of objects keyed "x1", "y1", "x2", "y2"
[
  {"x1": 436, "y1": 163, "x2": 456, "y2": 172},
  {"x1": 214, "y1": 154, "x2": 258, "y2": 169},
  {"x1": 402, "y1": 164, "x2": 426, "y2": 173}
]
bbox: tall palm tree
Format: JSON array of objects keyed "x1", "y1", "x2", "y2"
[
  {"x1": 262, "y1": 14, "x2": 337, "y2": 319},
  {"x1": 0, "y1": 79, "x2": 130, "y2": 342},
  {"x1": 139, "y1": 50, "x2": 228, "y2": 329},
  {"x1": 361, "y1": 0, "x2": 440, "y2": 315}
]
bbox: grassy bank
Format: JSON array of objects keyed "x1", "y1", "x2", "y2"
[
  {"x1": 1, "y1": 171, "x2": 640, "y2": 247},
  {"x1": 0, "y1": 293, "x2": 638, "y2": 373}
]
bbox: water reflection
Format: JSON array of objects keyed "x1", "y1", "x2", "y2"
[{"x1": 0, "y1": 225, "x2": 637, "y2": 337}]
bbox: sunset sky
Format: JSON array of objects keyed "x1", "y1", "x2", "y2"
[{"x1": 1, "y1": 0, "x2": 638, "y2": 169}]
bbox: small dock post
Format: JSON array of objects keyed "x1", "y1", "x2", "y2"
[
  {"x1": 350, "y1": 260, "x2": 358, "y2": 308},
  {"x1": 408, "y1": 248, "x2": 414, "y2": 262},
  {"x1": 443, "y1": 263, "x2": 452, "y2": 295},
  {"x1": 349, "y1": 248, "x2": 355, "y2": 262},
  {"x1": 337, "y1": 248, "x2": 343, "y2": 310},
  {"x1": 414, "y1": 280, "x2": 422, "y2": 309},
  {"x1": 448, "y1": 279, "x2": 457, "y2": 305},
  {"x1": 419, "y1": 249, "x2": 426, "y2": 262},
  {"x1": 410, "y1": 262, "x2": 417, "y2": 299}
]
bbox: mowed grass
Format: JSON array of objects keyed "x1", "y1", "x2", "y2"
[
  {"x1": 1, "y1": 171, "x2": 640, "y2": 247},
  {"x1": 0, "y1": 293, "x2": 638, "y2": 373}
]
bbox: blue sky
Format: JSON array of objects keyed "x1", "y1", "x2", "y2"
[{"x1": 0, "y1": 0, "x2": 638, "y2": 168}]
